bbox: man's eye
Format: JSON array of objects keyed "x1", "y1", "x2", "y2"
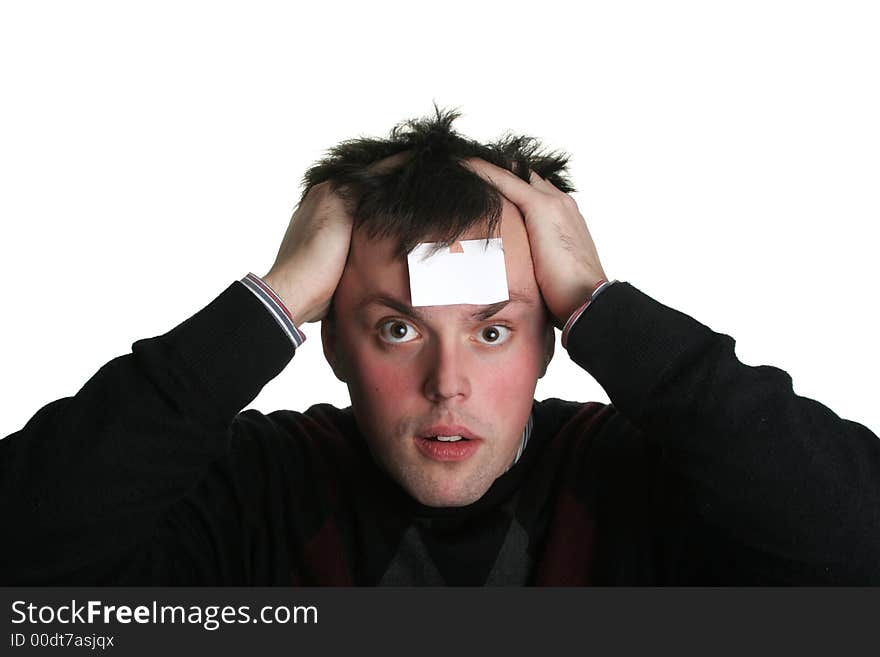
[
  {"x1": 378, "y1": 320, "x2": 419, "y2": 344},
  {"x1": 476, "y1": 325, "x2": 512, "y2": 345}
]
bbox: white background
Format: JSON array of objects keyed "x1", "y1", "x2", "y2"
[{"x1": 1, "y1": 0, "x2": 877, "y2": 437}]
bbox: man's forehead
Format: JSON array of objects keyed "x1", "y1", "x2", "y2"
[
  {"x1": 341, "y1": 198, "x2": 540, "y2": 313},
  {"x1": 356, "y1": 289, "x2": 536, "y2": 320}
]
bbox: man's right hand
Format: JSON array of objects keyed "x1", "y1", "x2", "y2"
[
  {"x1": 263, "y1": 181, "x2": 354, "y2": 326},
  {"x1": 262, "y1": 151, "x2": 411, "y2": 327}
]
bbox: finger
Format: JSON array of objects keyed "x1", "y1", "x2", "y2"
[
  {"x1": 529, "y1": 169, "x2": 562, "y2": 194},
  {"x1": 528, "y1": 169, "x2": 552, "y2": 189},
  {"x1": 367, "y1": 150, "x2": 413, "y2": 173},
  {"x1": 460, "y1": 157, "x2": 540, "y2": 211}
]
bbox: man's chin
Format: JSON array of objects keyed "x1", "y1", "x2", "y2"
[
  {"x1": 404, "y1": 477, "x2": 492, "y2": 508},
  {"x1": 376, "y1": 449, "x2": 502, "y2": 508}
]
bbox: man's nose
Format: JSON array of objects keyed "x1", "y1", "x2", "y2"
[{"x1": 422, "y1": 338, "x2": 471, "y2": 403}]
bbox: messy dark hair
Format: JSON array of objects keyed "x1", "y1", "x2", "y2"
[{"x1": 300, "y1": 104, "x2": 575, "y2": 259}]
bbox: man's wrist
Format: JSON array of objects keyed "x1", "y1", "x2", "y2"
[
  {"x1": 239, "y1": 273, "x2": 307, "y2": 347},
  {"x1": 561, "y1": 279, "x2": 617, "y2": 349},
  {"x1": 261, "y1": 270, "x2": 317, "y2": 327},
  {"x1": 556, "y1": 277, "x2": 609, "y2": 325}
]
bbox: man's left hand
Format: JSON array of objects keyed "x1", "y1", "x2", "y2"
[{"x1": 461, "y1": 158, "x2": 608, "y2": 328}]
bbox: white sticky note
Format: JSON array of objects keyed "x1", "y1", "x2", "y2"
[{"x1": 407, "y1": 238, "x2": 509, "y2": 307}]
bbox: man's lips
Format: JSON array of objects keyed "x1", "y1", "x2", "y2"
[
  {"x1": 417, "y1": 425, "x2": 481, "y2": 440},
  {"x1": 414, "y1": 429, "x2": 481, "y2": 462}
]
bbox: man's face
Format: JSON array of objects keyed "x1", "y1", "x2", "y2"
[{"x1": 321, "y1": 197, "x2": 554, "y2": 507}]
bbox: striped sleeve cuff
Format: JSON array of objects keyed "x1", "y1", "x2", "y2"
[
  {"x1": 237, "y1": 272, "x2": 307, "y2": 348},
  {"x1": 561, "y1": 279, "x2": 617, "y2": 350}
]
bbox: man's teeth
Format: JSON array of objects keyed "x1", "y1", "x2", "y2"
[{"x1": 434, "y1": 435, "x2": 464, "y2": 442}]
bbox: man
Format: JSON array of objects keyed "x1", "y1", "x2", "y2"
[{"x1": 2, "y1": 108, "x2": 878, "y2": 585}]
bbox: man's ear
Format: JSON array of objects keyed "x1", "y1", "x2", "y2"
[
  {"x1": 320, "y1": 312, "x2": 349, "y2": 383},
  {"x1": 538, "y1": 322, "x2": 555, "y2": 379}
]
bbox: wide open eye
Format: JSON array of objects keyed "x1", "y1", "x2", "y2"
[
  {"x1": 476, "y1": 325, "x2": 512, "y2": 346},
  {"x1": 378, "y1": 319, "x2": 420, "y2": 344}
]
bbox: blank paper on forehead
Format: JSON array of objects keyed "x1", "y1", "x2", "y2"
[{"x1": 407, "y1": 238, "x2": 509, "y2": 307}]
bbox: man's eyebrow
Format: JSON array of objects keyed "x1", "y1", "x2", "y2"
[{"x1": 358, "y1": 292, "x2": 534, "y2": 322}]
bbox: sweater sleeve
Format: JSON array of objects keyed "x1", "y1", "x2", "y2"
[
  {"x1": 0, "y1": 282, "x2": 296, "y2": 584},
  {"x1": 565, "y1": 282, "x2": 880, "y2": 584}
]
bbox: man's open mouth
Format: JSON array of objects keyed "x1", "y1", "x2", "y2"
[
  {"x1": 414, "y1": 432, "x2": 481, "y2": 462},
  {"x1": 418, "y1": 424, "x2": 480, "y2": 442}
]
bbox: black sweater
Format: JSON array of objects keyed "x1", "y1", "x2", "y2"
[{"x1": 1, "y1": 281, "x2": 878, "y2": 585}]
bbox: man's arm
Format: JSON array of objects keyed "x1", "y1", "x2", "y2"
[
  {"x1": 464, "y1": 157, "x2": 880, "y2": 583},
  {"x1": 568, "y1": 281, "x2": 880, "y2": 583},
  {"x1": 0, "y1": 281, "x2": 296, "y2": 583},
  {"x1": 0, "y1": 179, "x2": 357, "y2": 585}
]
